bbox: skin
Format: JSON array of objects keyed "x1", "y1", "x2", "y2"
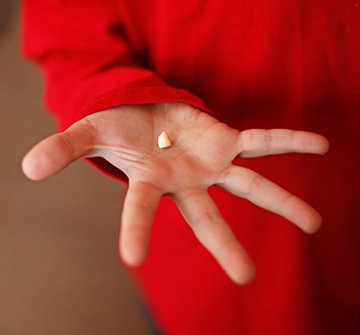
[{"x1": 22, "y1": 102, "x2": 329, "y2": 285}]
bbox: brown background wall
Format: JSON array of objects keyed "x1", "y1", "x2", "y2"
[{"x1": 0, "y1": 1, "x2": 149, "y2": 334}]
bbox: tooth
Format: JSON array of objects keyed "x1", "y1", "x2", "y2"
[{"x1": 158, "y1": 130, "x2": 172, "y2": 149}]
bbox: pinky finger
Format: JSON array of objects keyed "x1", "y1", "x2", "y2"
[{"x1": 238, "y1": 129, "x2": 329, "y2": 158}]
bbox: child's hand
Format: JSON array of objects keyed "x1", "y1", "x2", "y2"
[{"x1": 22, "y1": 102, "x2": 329, "y2": 284}]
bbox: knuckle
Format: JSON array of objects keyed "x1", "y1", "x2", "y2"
[
  {"x1": 128, "y1": 197, "x2": 152, "y2": 211},
  {"x1": 240, "y1": 129, "x2": 254, "y2": 148},
  {"x1": 59, "y1": 133, "x2": 75, "y2": 158},
  {"x1": 246, "y1": 173, "x2": 263, "y2": 196},
  {"x1": 193, "y1": 210, "x2": 218, "y2": 225},
  {"x1": 264, "y1": 130, "x2": 273, "y2": 151}
]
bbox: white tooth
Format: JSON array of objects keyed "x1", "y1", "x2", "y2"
[{"x1": 158, "y1": 130, "x2": 172, "y2": 149}]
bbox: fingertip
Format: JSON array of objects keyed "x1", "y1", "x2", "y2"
[
  {"x1": 22, "y1": 142, "x2": 60, "y2": 181},
  {"x1": 296, "y1": 132, "x2": 330, "y2": 155},
  {"x1": 224, "y1": 243, "x2": 257, "y2": 285},
  {"x1": 287, "y1": 197, "x2": 323, "y2": 235},
  {"x1": 119, "y1": 238, "x2": 148, "y2": 267},
  {"x1": 21, "y1": 152, "x2": 46, "y2": 181},
  {"x1": 319, "y1": 136, "x2": 330, "y2": 155},
  {"x1": 232, "y1": 263, "x2": 257, "y2": 285},
  {"x1": 309, "y1": 134, "x2": 330, "y2": 155},
  {"x1": 22, "y1": 154, "x2": 33, "y2": 179},
  {"x1": 292, "y1": 202, "x2": 323, "y2": 234},
  {"x1": 22, "y1": 133, "x2": 79, "y2": 181},
  {"x1": 303, "y1": 211, "x2": 322, "y2": 234}
]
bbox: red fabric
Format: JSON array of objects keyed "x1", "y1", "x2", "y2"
[{"x1": 22, "y1": 1, "x2": 360, "y2": 334}]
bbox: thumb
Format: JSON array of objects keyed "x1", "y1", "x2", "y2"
[{"x1": 22, "y1": 120, "x2": 94, "y2": 181}]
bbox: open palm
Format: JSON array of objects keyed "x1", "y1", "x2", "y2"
[{"x1": 22, "y1": 102, "x2": 329, "y2": 284}]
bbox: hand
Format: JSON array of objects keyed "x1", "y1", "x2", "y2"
[{"x1": 22, "y1": 102, "x2": 329, "y2": 284}]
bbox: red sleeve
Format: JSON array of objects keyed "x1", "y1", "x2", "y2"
[{"x1": 21, "y1": 0, "x2": 210, "y2": 181}]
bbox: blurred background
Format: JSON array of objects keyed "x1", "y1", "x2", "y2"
[{"x1": 0, "y1": 1, "x2": 150, "y2": 334}]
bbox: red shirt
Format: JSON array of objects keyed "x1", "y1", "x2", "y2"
[{"x1": 22, "y1": 1, "x2": 360, "y2": 334}]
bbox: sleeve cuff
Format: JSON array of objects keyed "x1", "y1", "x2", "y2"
[{"x1": 58, "y1": 85, "x2": 212, "y2": 130}]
